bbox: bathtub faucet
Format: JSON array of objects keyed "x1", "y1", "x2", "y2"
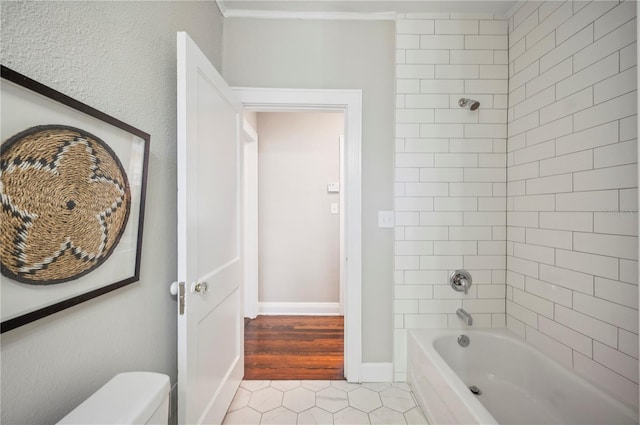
[{"x1": 456, "y1": 308, "x2": 473, "y2": 326}]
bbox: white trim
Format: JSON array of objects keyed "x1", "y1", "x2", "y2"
[
  {"x1": 221, "y1": 9, "x2": 396, "y2": 21},
  {"x1": 637, "y1": 50, "x2": 640, "y2": 395},
  {"x1": 233, "y1": 87, "x2": 363, "y2": 383},
  {"x1": 258, "y1": 302, "x2": 341, "y2": 316},
  {"x1": 361, "y1": 362, "x2": 394, "y2": 383},
  {"x1": 242, "y1": 120, "x2": 259, "y2": 319},
  {"x1": 215, "y1": 0, "x2": 227, "y2": 16},
  {"x1": 242, "y1": 117, "x2": 258, "y2": 143},
  {"x1": 339, "y1": 135, "x2": 346, "y2": 316}
]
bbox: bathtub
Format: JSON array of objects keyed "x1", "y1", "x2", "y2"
[{"x1": 408, "y1": 328, "x2": 638, "y2": 425}]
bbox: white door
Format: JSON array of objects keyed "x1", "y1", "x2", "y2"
[{"x1": 176, "y1": 32, "x2": 243, "y2": 425}]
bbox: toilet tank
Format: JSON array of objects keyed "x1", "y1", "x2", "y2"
[{"x1": 57, "y1": 372, "x2": 170, "y2": 425}]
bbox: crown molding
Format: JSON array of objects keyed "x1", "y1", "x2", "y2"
[
  {"x1": 220, "y1": 8, "x2": 397, "y2": 21},
  {"x1": 215, "y1": 0, "x2": 227, "y2": 16},
  {"x1": 505, "y1": 0, "x2": 526, "y2": 18}
]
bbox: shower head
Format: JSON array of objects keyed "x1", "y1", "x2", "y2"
[{"x1": 458, "y1": 98, "x2": 480, "y2": 111}]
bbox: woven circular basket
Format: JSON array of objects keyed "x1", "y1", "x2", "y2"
[{"x1": 0, "y1": 125, "x2": 131, "y2": 284}]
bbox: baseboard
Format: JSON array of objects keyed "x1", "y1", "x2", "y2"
[
  {"x1": 361, "y1": 362, "x2": 394, "y2": 382},
  {"x1": 257, "y1": 302, "x2": 341, "y2": 315}
]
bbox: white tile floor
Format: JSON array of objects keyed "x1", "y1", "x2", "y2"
[{"x1": 223, "y1": 380, "x2": 428, "y2": 425}]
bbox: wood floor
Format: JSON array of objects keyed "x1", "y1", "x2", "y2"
[{"x1": 244, "y1": 315, "x2": 344, "y2": 380}]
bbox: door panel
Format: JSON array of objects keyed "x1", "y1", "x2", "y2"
[
  {"x1": 195, "y1": 76, "x2": 239, "y2": 274},
  {"x1": 177, "y1": 31, "x2": 243, "y2": 425}
]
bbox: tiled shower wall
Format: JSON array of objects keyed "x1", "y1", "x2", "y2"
[
  {"x1": 506, "y1": 1, "x2": 638, "y2": 406},
  {"x1": 393, "y1": 13, "x2": 509, "y2": 381}
]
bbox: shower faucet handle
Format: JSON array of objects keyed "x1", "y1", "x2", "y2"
[{"x1": 450, "y1": 269, "x2": 472, "y2": 295}]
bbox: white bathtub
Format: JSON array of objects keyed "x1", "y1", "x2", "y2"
[{"x1": 408, "y1": 328, "x2": 639, "y2": 425}]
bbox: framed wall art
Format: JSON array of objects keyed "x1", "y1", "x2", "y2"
[{"x1": 1, "y1": 65, "x2": 150, "y2": 333}]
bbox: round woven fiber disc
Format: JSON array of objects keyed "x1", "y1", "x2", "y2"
[{"x1": 1, "y1": 125, "x2": 131, "y2": 284}]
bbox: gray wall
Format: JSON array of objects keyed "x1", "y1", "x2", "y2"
[
  {"x1": 0, "y1": 2, "x2": 223, "y2": 423},
  {"x1": 223, "y1": 18, "x2": 396, "y2": 362}
]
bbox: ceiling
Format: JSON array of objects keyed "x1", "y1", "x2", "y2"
[{"x1": 218, "y1": 0, "x2": 520, "y2": 17}]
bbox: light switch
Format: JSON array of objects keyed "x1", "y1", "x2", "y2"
[
  {"x1": 327, "y1": 183, "x2": 340, "y2": 193},
  {"x1": 330, "y1": 203, "x2": 339, "y2": 214},
  {"x1": 378, "y1": 211, "x2": 394, "y2": 228}
]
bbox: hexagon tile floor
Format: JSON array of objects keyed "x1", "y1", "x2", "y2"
[{"x1": 222, "y1": 380, "x2": 428, "y2": 425}]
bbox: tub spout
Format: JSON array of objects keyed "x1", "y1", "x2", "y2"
[{"x1": 456, "y1": 308, "x2": 473, "y2": 326}]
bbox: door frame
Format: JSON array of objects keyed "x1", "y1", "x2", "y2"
[
  {"x1": 242, "y1": 118, "x2": 259, "y2": 320},
  {"x1": 234, "y1": 87, "x2": 363, "y2": 383}
]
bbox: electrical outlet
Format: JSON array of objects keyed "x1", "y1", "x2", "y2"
[{"x1": 378, "y1": 211, "x2": 394, "y2": 228}]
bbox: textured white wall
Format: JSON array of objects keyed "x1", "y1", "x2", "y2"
[
  {"x1": 223, "y1": 18, "x2": 395, "y2": 362},
  {"x1": 393, "y1": 12, "x2": 509, "y2": 381},
  {"x1": 506, "y1": 0, "x2": 638, "y2": 407},
  {"x1": 0, "y1": 2, "x2": 223, "y2": 423},
  {"x1": 257, "y1": 112, "x2": 343, "y2": 303}
]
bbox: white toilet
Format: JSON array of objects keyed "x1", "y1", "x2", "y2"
[{"x1": 57, "y1": 372, "x2": 170, "y2": 425}]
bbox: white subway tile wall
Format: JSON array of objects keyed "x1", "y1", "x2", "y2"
[
  {"x1": 394, "y1": 1, "x2": 638, "y2": 406},
  {"x1": 394, "y1": 12, "x2": 508, "y2": 381},
  {"x1": 507, "y1": 0, "x2": 638, "y2": 407}
]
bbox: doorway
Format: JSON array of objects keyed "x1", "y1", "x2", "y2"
[
  {"x1": 251, "y1": 111, "x2": 344, "y2": 313},
  {"x1": 243, "y1": 110, "x2": 344, "y2": 380},
  {"x1": 234, "y1": 87, "x2": 363, "y2": 383}
]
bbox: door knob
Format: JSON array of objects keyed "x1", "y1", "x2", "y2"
[{"x1": 191, "y1": 281, "x2": 208, "y2": 295}]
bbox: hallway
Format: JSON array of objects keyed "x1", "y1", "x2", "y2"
[{"x1": 244, "y1": 316, "x2": 344, "y2": 380}]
